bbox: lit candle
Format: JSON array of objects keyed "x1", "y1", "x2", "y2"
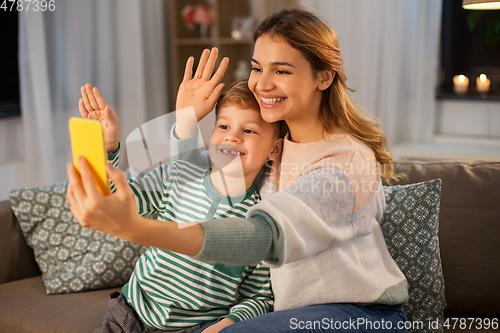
[
  {"x1": 476, "y1": 74, "x2": 490, "y2": 93},
  {"x1": 453, "y1": 75, "x2": 469, "y2": 94}
]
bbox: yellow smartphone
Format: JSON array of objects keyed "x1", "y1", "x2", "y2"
[{"x1": 69, "y1": 117, "x2": 109, "y2": 195}]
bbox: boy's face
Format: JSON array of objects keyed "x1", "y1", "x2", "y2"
[{"x1": 209, "y1": 106, "x2": 282, "y2": 179}]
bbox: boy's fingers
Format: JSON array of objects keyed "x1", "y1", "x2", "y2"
[
  {"x1": 193, "y1": 49, "x2": 209, "y2": 79},
  {"x1": 104, "y1": 105, "x2": 119, "y2": 125},
  {"x1": 81, "y1": 86, "x2": 94, "y2": 112},
  {"x1": 85, "y1": 83, "x2": 99, "y2": 110},
  {"x1": 211, "y1": 57, "x2": 229, "y2": 84},
  {"x1": 182, "y1": 57, "x2": 194, "y2": 83},
  {"x1": 93, "y1": 87, "x2": 108, "y2": 110},
  {"x1": 78, "y1": 156, "x2": 101, "y2": 198},
  {"x1": 79, "y1": 98, "x2": 89, "y2": 118},
  {"x1": 202, "y1": 47, "x2": 218, "y2": 80}
]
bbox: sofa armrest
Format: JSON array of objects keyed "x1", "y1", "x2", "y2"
[{"x1": 0, "y1": 200, "x2": 41, "y2": 284}]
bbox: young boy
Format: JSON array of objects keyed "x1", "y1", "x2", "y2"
[{"x1": 78, "y1": 80, "x2": 286, "y2": 333}]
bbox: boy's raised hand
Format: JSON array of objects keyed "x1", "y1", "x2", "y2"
[
  {"x1": 176, "y1": 47, "x2": 229, "y2": 121},
  {"x1": 79, "y1": 84, "x2": 120, "y2": 154}
]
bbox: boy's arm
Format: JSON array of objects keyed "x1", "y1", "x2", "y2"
[
  {"x1": 220, "y1": 264, "x2": 273, "y2": 324},
  {"x1": 79, "y1": 84, "x2": 120, "y2": 154},
  {"x1": 170, "y1": 119, "x2": 210, "y2": 167}
]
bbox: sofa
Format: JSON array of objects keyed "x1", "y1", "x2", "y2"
[{"x1": 0, "y1": 160, "x2": 499, "y2": 333}]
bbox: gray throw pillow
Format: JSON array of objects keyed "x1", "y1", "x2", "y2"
[
  {"x1": 381, "y1": 179, "x2": 445, "y2": 333},
  {"x1": 8, "y1": 182, "x2": 148, "y2": 295}
]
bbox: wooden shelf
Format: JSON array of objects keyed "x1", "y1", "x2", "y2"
[{"x1": 168, "y1": 0, "x2": 255, "y2": 111}]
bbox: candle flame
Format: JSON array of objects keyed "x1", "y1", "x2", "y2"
[
  {"x1": 458, "y1": 75, "x2": 466, "y2": 83},
  {"x1": 480, "y1": 74, "x2": 487, "y2": 83}
]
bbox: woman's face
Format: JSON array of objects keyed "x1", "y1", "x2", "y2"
[{"x1": 248, "y1": 34, "x2": 325, "y2": 126}]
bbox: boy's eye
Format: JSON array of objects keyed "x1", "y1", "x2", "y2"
[
  {"x1": 219, "y1": 125, "x2": 228, "y2": 129},
  {"x1": 251, "y1": 67, "x2": 261, "y2": 72},
  {"x1": 244, "y1": 129, "x2": 255, "y2": 134},
  {"x1": 276, "y1": 70, "x2": 290, "y2": 75}
]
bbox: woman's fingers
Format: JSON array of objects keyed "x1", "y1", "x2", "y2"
[
  {"x1": 66, "y1": 162, "x2": 86, "y2": 209},
  {"x1": 207, "y1": 83, "x2": 225, "y2": 106},
  {"x1": 211, "y1": 57, "x2": 229, "y2": 84},
  {"x1": 106, "y1": 163, "x2": 128, "y2": 195},
  {"x1": 182, "y1": 56, "x2": 194, "y2": 83},
  {"x1": 202, "y1": 47, "x2": 218, "y2": 80},
  {"x1": 85, "y1": 83, "x2": 99, "y2": 110},
  {"x1": 193, "y1": 48, "x2": 210, "y2": 79}
]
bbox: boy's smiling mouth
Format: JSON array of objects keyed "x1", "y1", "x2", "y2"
[{"x1": 219, "y1": 146, "x2": 244, "y2": 156}]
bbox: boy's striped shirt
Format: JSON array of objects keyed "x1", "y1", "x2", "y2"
[{"x1": 108, "y1": 149, "x2": 273, "y2": 330}]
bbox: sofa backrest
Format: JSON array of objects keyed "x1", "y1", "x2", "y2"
[
  {"x1": 392, "y1": 161, "x2": 500, "y2": 316},
  {"x1": 0, "y1": 200, "x2": 41, "y2": 284}
]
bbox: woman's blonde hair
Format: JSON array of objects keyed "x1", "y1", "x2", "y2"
[{"x1": 254, "y1": 7, "x2": 399, "y2": 183}]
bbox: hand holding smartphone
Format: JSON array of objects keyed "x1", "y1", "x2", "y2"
[{"x1": 69, "y1": 117, "x2": 110, "y2": 195}]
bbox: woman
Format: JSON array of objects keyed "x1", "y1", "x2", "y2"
[{"x1": 68, "y1": 7, "x2": 408, "y2": 333}]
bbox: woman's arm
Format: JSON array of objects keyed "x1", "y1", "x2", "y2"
[
  {"x1": 66, "y1": 156, "x2": 203, "y2": 255},
  {"x1": 67, "y1": 154, "x2": 286, "y2": 265},
  {"x1": 170, "y1": 48, "x2": 228, "y2": 167}
]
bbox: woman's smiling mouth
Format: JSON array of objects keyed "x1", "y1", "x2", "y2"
[{"x1": 259, "y1": 95, "x2": 287, "y2": 108}]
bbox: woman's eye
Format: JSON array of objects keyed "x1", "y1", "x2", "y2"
[
  {"x1": 276, "y1": 70, "x2": 290, "y2": 75},
  {"x1": 251, "y1": 67, "x2": 261, "y2": 72}
]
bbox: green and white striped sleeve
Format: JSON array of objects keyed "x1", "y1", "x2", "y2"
[
  {"x1": 127, "y1": 164, "x2": 169, "y2": 218},
  {"x1": 107, "y1": 144, "x2": 121, "y2": 193},
  {"x1": 108, "y1": 143, "x2": 169, "y2": 218},
  {"x1": 221, "y1": 263, "x2": 273, "y2": 323}
]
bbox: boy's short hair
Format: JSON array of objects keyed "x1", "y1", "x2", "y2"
[{"x1": 216, "y1": 80, "x2": 288, "y2": 139}]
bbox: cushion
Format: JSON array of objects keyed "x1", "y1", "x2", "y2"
[
  {"x1": 8, "y1": 182, "x2": 148, "y2": 295},
  {"x1": 381, "y1": 179, "x2": 445, "y2": 333}
]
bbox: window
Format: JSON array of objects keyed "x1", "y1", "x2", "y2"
[
  {"x1": 439, "y1": 0, "x2": 500, "y2": 100},
  {"x1": 0, "y1": 11, "x2": 21, "y2": 118}
]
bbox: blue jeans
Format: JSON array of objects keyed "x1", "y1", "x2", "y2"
[{"x1": 194, "y1": 304, "x2": 407, "y2": 333}]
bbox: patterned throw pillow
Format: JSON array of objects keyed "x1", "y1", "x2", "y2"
[
  {"x1": 8, "y1": 182, "x2": 148, "y2": 295},
  {"x1": 381, "y1": 179, "x2": 445, "y2": 333}
]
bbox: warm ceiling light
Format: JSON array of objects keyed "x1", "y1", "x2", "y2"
[{"x1": 463, "y1": 0, "x2": 500, "y2": 9}]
